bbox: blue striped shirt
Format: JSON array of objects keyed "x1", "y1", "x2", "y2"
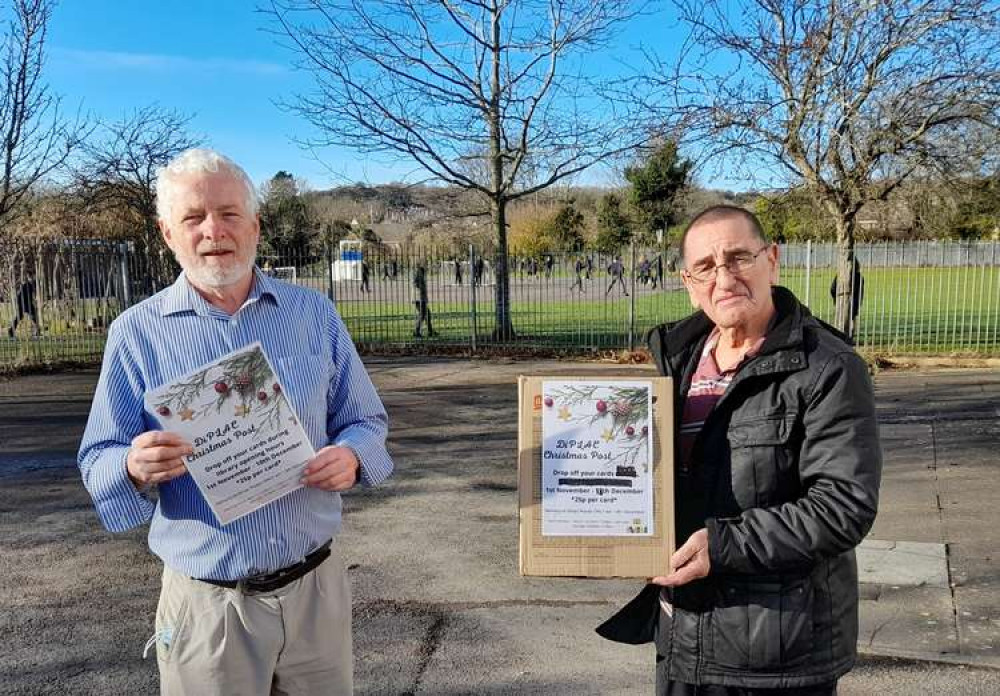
[{"x1": 78, "y1": 268, "x2": 393, "y2": 581}]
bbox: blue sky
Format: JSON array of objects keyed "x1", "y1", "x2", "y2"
[{"x1": 48, "y1": 1, "x2": 690, "y2": 191}]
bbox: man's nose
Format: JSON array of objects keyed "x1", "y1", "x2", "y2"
[
  {"x1": 713, "y1": 263, "x2": 740, "y2": 287},
  {"x1": 201, "y1": 214, "x2": 227, "y2": 239}
]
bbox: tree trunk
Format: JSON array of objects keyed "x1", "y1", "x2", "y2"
[
  {"x1": 491, "y1": 196, "x2": 515, "y2": 340},
  {"x1": 488, "y1": 7, "x2": 514, "y2": 341},
  {"x1": 833, "y1": 217, "x2": 857, "y2": 339}
]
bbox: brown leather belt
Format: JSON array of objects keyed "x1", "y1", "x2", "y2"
[{"x1": 196, "y1": 540, "x2": 332, "y2": 594}]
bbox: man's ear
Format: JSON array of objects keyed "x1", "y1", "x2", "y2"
[
  {"x1": 158, "y1": 218, "x2": 172, "y2": 245},
  {"x1": 767, "y1": 243, "x2": 780, "y2": 285}
]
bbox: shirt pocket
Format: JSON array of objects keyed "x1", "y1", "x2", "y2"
[
  {"x1": 274, "y1": 354, "x2": 329, "y2": 441},
  {"x1": 726, "y1": 411, "x2": 800, "y2": 508}
]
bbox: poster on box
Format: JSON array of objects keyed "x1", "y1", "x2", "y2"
[
  {"x1": 518, "y1": 375, "x2": 674, "y2": 578},
  {"x1": 541, "y1": 380, "x2": 653, "y2": 536},
  {"x1": 144, "y1": 342, "x2": 315, "y2": 525}
]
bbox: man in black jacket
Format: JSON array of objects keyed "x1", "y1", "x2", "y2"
[{"x1": 598, "y1": 205, "x2": 881, "y2": 695}]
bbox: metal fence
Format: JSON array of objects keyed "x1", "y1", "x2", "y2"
[{"x1": 2, "y1": 239, "x2": 999, "y2": 370}]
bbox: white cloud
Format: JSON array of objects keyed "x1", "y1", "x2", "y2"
[{"x1": 52, "y1": 48, "x2": 288, "y2": 76}]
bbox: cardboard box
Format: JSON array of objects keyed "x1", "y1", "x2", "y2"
[{"x1": 518, "y1": 375, "x2": 674, "y2": 578}]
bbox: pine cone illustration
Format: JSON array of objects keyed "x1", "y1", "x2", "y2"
[
  {"x1": 234, "y1": 373, "x2": 253, "y2": 395},
  {"x1": 611, "y1": 399, "x2": 632, "y2": 418}
]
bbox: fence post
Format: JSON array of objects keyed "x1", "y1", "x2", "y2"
[
  {"x1": 469, "y1": 243, "x2": 478, "y2": 352},
  {"x1": 325, "y1": 239, "x2": 335, "y2": 304},
  {"x1": 118, "y1": 242, "x2": 132, "y2": 309},
  {"x1": 628, "y1": 240, "x2": 636, "y2": 351},
  {"x1": 804, "y1": 239, "x2": 812, "y2": 307}
]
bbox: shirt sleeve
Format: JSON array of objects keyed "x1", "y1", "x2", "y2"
[
  {"x1": 326, "y1": 309, "x2": 393, "y2": 488},
  {"x1": 77, "y1": 324, "x2": 157, "y2": 532}
]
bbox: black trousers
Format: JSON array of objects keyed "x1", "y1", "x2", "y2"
[{"x1": 659, "y1": 679, "x2": 837, "y2": 696}]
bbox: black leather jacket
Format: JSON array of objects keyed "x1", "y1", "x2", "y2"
[{"x1": 598, "y1": 287, "x2": 882, "y2": 689}]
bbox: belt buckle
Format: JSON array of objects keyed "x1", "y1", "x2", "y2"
[{"x1": 238, "y1": 571, "x2": 281, "y2": 595}]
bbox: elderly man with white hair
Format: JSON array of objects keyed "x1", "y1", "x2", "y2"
[{"x1": 78, "y1": 148, "x2": 393, "y2": 695}]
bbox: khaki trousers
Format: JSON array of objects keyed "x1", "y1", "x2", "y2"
[{"x1": 153, "y1": 541, "x2": 352, "y2": 696}]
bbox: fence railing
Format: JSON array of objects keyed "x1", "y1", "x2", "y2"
[{"x1": 2, "y1": 239, "x2": 999, "y2": 370}]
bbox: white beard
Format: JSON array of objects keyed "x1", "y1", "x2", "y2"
[{"x1": 179, "y1": 252, "x2": 256, "y2": 289}]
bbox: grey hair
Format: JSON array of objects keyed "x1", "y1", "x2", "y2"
[
  {"x1": 679, "y1": 205, "x2": 767, "y2": 261},
  {"x1": 155, "y1": 148, "x2": 258, "y2": 221}
]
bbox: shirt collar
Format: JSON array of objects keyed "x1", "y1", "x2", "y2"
[{"x1": 160, "y1": 266, "x2": 280, "y2": 317}]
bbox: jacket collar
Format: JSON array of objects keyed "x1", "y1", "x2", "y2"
[{"x1": 649, "y1": 286, "x2": 826, "y2": 377}]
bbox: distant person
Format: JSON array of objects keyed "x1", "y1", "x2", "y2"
[
  {"x1": 830, "y1": 258, "x2": 864, "y2": 334},
  {"x1": 382, "y1": 260, "x2": 391, "y2": 280},
  {"x1": 413, "y1": 264, "x2": 436, "y2": 337},
  {"x1": 360, "y1": 260, "x2": 371, "y2": 292},
  {"x1": 605, "y1": 255, "x2": 628, "y2": 297},
  {"x1": 638, "y1": 257, "x2": 651, "y2": 286},
  {"x1": 454, "y1": 258, "x2": 463, "y2": 285},
  {"x1": 570, "y1": 257, "x2": 585, "y2": 293},
  {"x1": 544, "y1": 253, "x2": 555, "y2": 279},
  {"x1": 585, "y1": 255, "x2": 594, "y2": 279},
  {"x1": 473, "y1": 257, "x2": 485, "y2": 286},
  {"x1": 652, "y1": 253, "x2": 664, "y2": 290},
  {"x1": 7, "y1": 277, "x2": 40, "y2": 338}
]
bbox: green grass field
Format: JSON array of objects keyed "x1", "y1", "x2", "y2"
[
  {"x1": 338, "y1": 266, "x2": 1000, "y2": 354},
  {"x1": 2, "y1": 266, "x2": 998, "y2": 371}
]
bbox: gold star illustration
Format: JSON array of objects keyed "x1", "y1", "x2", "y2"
[
  {"x1": 179, "y1": 407, "x2": 195, "y2": 421},
  {"x1": 557, "y1": 405, "x2": 572, "y2": 421},
  {"x1": 602, "y1": 428, "x2": 614, "y2": 442},
  {"x1": 235, "y1": 404, "x2": 251, "y2": 417}
]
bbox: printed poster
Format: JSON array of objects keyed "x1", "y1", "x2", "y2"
[
  {"x1": 145, "y1": 342, "x2": 315, "y2": 525},
  {"x1": 541, "y1": 380, "x2": 654, "y2": 536}
]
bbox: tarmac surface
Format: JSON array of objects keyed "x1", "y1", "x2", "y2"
[{"x1": 1, "y1": 357, "x2": 999, "y2": 695}]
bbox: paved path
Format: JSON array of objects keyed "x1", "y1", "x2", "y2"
[{"x1": 1, "y1": 360, "x2": 998, "y2": 694}]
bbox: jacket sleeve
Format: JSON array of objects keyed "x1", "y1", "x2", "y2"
[{"x1": 706, "y1": 351, "x2": 882, "y2": 574}]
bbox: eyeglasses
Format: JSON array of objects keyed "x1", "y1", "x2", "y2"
[{"x1": 682, "y1": 246, "x2": 771, "y2": 284}]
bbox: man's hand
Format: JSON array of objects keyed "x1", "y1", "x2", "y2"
[
  {"x1": 302, "y1": 446, "x2": 360, "y2": 491},
  {"x1": 651, "y1": 528, "x2": 711, "y2": 587},
  {"x1": 126, "y1": 431, "x2": 193, "y2": 489}
]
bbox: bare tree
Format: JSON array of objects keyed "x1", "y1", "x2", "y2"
[
  {"x1": 656, "y1": 0, "x2": 1000, "y2": 334},
  {"x1": 266, "y1": 0, "x2": 653, "y2": 338},
  {"x1": 0, "y1": 0, "x2": 85, "y2": 232},
  {"x1": 75, "y1": 105, "x2": 201, "y2": 290},
  {"x1": 77, "y1": 105, "x2": 201, "y2": 248}
]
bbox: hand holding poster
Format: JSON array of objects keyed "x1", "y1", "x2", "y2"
[{"x1": 145, "y1": 342, "x2": 315, "y2": 525}]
